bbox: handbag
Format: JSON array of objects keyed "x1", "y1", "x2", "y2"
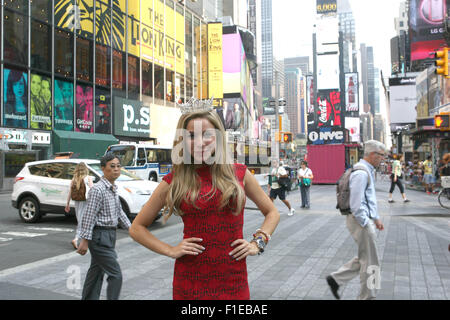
[{"x1": 302, "y1": 178, "x2": 312, "y2": 187}]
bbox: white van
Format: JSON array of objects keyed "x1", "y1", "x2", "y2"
[{"x1": 106, "y1": 144, "x2": 172, "y2": 182}]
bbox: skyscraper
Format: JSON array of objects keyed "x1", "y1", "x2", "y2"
[
  {"x1": 338, "y1": 0, "x2": 357, "y2": 73},
  {"x1": 261, "y1": 0, "x2": 274, "y2": 99}
]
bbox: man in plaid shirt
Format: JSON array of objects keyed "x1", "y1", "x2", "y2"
[{"x1": 77, "y1": 153, "x2": 131, "y2": 300}]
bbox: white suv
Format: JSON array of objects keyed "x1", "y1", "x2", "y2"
[{"x1": 11, "y1": 159, "x2": 161, "y2": 223}]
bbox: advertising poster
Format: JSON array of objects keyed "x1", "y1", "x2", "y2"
[
  {"x1": 306, "y1": 76, "x2": 314, "y2": 114},
  {"x1": 215, "y1": 98, "x2": 245, "y2": 132},
  {"x1": 3, "y1": 68, "x2": 28, "y2": 128},
  {"x1": 409, "y1": 0, "x2": 448, "y2": 62},
  {"x1": 113, "y1": 97, "x2": 150, "y2": 138},
  {"x1": 75, "y1": 84, "x2": 94, "y2": 133},
  {"x1": 344, "y1": 73, "x2": 359, "y2": 112},
  {"x1": 30, "y1": 73, "x2": 52, "y2": 130},
  {"x1": 317, "y1": 53, "x2": 340, "y2": 90},
  {"x1": 207, "y1": 23, "x2": 223, "y2": 100},
  {"x1": 345, "y1": 117, "x2": 360, "y2": 143},
  {"x1": 389, "y1": 77, "x2": 417, "y2": 124},
  {"x1": 95, "y1": 88, "x2": 111, "y2": 134},
  {"x1": 316, "y1": 90, "x2": 342, "y2": 128},
  {"x1": 54, "y1": 79, "x2": 74, "y2": 131}
]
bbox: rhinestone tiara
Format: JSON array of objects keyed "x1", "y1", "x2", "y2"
[{"x1": 177, "y1": 97, "x2": 214, "y2": 114}]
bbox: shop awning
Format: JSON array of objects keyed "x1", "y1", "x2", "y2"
[{"x1": 52, "y1": 130, "x2": 118, "y2": 159}]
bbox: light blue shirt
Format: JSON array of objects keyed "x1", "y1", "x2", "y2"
[{"x1": 349, "y1": 159, "x2": 379, "y2": 227}]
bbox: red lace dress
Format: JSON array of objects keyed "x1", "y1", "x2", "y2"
[{"x1": 162, "y1": 163, "x2": 249, "y2": 300}]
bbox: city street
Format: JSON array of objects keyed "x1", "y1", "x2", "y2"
[{"x1": 0, "y1": 178, "x2": 448, "y2": 300}]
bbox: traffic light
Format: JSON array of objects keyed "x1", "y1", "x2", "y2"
[
  {"x1": 435, "y1": 114, "x2": 450, "y2": 130},
  {"x1": 282, "y1": 133, "x2": 292, "y2": 143},
  {"x1": 435, "y1": 47, "x2": 448, "y2": 77}
]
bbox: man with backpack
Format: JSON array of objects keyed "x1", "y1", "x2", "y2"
[{"x1": 327, "y1": 140, "x2": 386, "y2": 300}]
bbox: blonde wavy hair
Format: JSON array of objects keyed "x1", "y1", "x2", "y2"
[
  {"x1": 163, "y1": 109, "x2": 245, "y2": 222},
  {"x1": 73, "y1": 162, "x2": 89, "y2": 189}
]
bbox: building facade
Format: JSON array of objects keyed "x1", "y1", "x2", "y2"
[
  {"x1": 0, "y1": 0, "x2": 220, "y2": 190},
  {"x1": 261, "y1": 0, "x2": 273, "y2": 99}
]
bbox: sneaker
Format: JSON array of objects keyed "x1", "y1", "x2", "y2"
[
  {"x1": 403, "y1": 199, "x2": 410, "y2": 203},
  {"x1": 288, "y1": 208, "x2": 295, "y2": 216},
  {"x1": 326, "y1": 275, "x2": 340, "y2": 300},
  {"x1": 426, "y1": 191, "x2": 431, "y2": 195},
  {"x1": 388, "y1": 199, "x2": 394, "y2": 203}
]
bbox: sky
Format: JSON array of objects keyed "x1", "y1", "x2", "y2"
[
  {"x1": 271, "y1": 0, "x2": 404, "y2": 145},
  {"x1": 272, "y1": 0, "x2": 404, "y2": 77}
]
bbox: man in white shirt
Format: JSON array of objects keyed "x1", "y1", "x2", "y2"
[
  {"x1": 268, "y1": 160, "x2": 295, "y2": 216},
  {"x1": 326, "y1": 140, "x2": 386, "y2": 300}
]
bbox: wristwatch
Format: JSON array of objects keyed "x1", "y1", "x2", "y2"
[{"x1": 252, "y1": 237, "x2": 266, "y2": 254}]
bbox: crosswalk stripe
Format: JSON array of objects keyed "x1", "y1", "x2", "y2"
[
  {"x1": 0, "y1": 237, "x2": 13, "y2": 242},
  {"x1": 1, "y1": 232, "x2": 47, "y2": 238},
  {"x1": 26, "y1": 227, "x2": 74, "y2": 232}
]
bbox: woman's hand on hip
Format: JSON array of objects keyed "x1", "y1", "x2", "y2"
[
  {"x1": 229, "y1": 239, "x2": 259, "y2": 261},
  {"x1": 169, "y1": 237, "x2": 205, "y2": 259}
]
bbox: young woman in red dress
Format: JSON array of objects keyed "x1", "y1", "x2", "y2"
[{"x1": 129, "y1": 104, "x2": 280, "y2": 300}]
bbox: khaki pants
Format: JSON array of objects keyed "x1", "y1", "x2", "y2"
[{"x1": 331, "y1": 214, "x2": 380, "y2": 300}]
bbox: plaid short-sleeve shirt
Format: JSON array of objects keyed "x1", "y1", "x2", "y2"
[{"x1": 79, "y1": 177, "x2": 131, "y2": 240}]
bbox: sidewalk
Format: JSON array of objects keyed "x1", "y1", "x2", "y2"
[{"x1": 0, "y1": 179, "x2": 448, "y2": 300}]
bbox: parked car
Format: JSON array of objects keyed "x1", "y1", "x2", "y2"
[{"x1": 11, "y1": 159, "x2": 161, "y2": 223}]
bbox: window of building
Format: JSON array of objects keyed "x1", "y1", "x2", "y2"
[
  {"x1": 96, "y1": 44, "x2": 111, "y2": 87},
  {"x1": 31, "y1": 21, "x2": 51, "y2": 72},
  {"x1": 185, "y1": 11, "x2": 193, "y2": 99},
  {"x1": 3, "y1": 9, "x2": 28, "y2": 66},
  {"x1": 194, "y1": 17, "x2": 200, "y2": 99},
  {"x1": 6, "y1": 153, "x2": 36, "y2": 178},
  {"x1": 142, "y1": 60, "x2": 153, "y2": 97},
  {"x1": 128, "y1": 54, "x2": 140, "y2": 99},
  {"x1": 76, "y1": 37, "x2": 93, "y2": 82},
  {"x1": 4, "y1": 0, "x2": 28, "y2": 14},
  {"x1": 31, "y1": 0, "x2": 51, "y2": 24},
  {"x1": 166, "y1": 69, "x2": 175, "y2": 103},
  {"x1": 112, "y1": 50, "x2": 126, "y2": 94},
  {"x1": 154, "y1": 64, "x2": 164, "y2": 101},
  {"x1": 54, "y1": 28, "x2": 74, "y2": 78},
  {"x1": 177, "y1": 73, "x2": 185, "y2": 104}
]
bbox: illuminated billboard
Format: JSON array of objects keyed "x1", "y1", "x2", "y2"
[
  {"x1": 316, "y1": 0, "x2": 337, "y2": 15},
  {"x1": 222, "y1": 33, "x2": 241, "y2": 94},
  {"x1": 409, "y1": 0, "x2": 448, "y2": 63}
]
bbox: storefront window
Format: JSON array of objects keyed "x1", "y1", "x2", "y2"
[
  {"x1": 177, "y1": 73, "x2": 185, "y2": 104},
  {"x1": 54, "y1": 28, "x2": 74, "y2": 78},
  {"x1": 3, "y1": 9, "x2": 28, "y2": 66},
  {"x1": 31, "y1": 21, "x2": 52, "y2": 72},
  {"x1": 96, "y1": 44, "x2": 111, "y2": 87},
  {"x1": 76, "y1": 37, "x2": 93, "y2": 82},
  {"x1": 5, "y1": 153, "x2": 36, "y2": 178},
  {"x1": 31, "y1": 0, "x2": 51, "y2": 24},
  {"x1": 166, "y1": 70, "x2": 175, "y2": 103},
  {"x1": 142, "y1": 60, "x2": 153, "y2": 97},
  {"x1": 112, "y1": 50, "x2": 126, "y2": 92},
  {"x1": 128, "y1": 55, "x2": 140, "y2": 100},
  {"x1": 4, "y1": 0, "x2": 28, "y2": 14},
  {"x1": 3, "y1": 68, "x2": 28, "y2": 128},
  {"x1": 154, "y1": 64, "x2": 164, "y2": 102}
]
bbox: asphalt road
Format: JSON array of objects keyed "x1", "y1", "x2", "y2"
[{"x1": 0, "y1": 193, "x2": 181, "y2": 271}]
